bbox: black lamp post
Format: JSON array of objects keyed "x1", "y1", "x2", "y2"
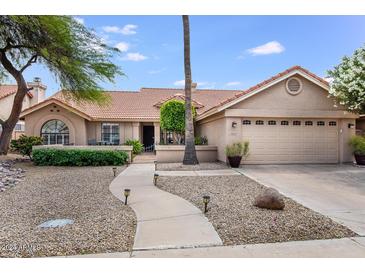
[
  {"x1": 153, "y1": 173, "x2": 159, "y2": 185},
  {"x1": 124, "y1": 189, "x2": 131, "y2": 205},
  {"x1": 203, "y1": 195, "x2": 210, "y2": 213},
  {"x1": 154, "y1": 160, "x2": 157, "y2": 170},
  {"x1": 112, "y1": 167, "x2": 117, "y2": 177}
]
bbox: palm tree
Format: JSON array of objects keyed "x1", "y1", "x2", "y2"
[{"x1": 182, "y1": 15, "x2": 198, "y2": 165}]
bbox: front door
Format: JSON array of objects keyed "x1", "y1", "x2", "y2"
[{"x1": 143, "y1": 126, "x2": 155, "y2": 149}]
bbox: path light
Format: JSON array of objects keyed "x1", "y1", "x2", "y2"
[
  {"x1": 154, "y1": 173, "x2": 159, "y2": 185},
  {"x1": 112, "y1": 167, "x2": 117, "y2": 177},
  {"x1": 154, "y1": 160, "x2": 157, "y2": 170},
  {"x1": 124, "y1": 189, "x2": 131, "y2": 205},
  {"x1": 126, "y1": 160, "x2": 129, "y2": 167},
  {"x1": 203, "y1": 195, "x2": 210, "y2": 213}
]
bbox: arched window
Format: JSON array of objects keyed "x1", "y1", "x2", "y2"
[{"x1": 41, "y1": 120, "x2": 70, "y2": 145}]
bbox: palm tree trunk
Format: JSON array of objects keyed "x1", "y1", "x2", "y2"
[{"x1": 182, "y1": 15, "x2": 198, "y2": 165}]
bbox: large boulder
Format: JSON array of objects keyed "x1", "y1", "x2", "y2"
[{"x1": 254, "y1": 188, "x2": 285, "y2": 210}]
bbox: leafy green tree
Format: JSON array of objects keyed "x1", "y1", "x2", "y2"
[
  {"x1": 160, "y1": 99, "x2": 196, "y2": 144},
  {"x1": 10, "y1": 135, "x2": 43, "y2": 160},
  {"x1": 0, "y1": 16, "x2": 123, "y2": 154},
  {"x1": 327, "y1": 44, "x2": 365, "y2": 113},
  {"x1": 182, "y1": 15, "x2": 198, "y2": 165}
]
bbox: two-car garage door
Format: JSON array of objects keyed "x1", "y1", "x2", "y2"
[{"x1": 241, "y1": 118, "x2": 339, "y2": 164}]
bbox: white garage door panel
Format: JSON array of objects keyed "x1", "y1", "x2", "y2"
[{"x1": 242, "y1": 118, "x2": 339, "y2": 164}]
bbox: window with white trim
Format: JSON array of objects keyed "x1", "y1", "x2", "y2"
[
  {"x1": 242, "y1": 120, "x2": 251, "y2": 125},
  {"x1": 41, "y1": 120, "x2": 69, "y2": 145},
  {"x1": 255, "y1": 120, "x2": 264, "y2": 125},
  {"x1": 101, "y1": 123, "x2": 120, "y2": 145},
  {"x1": 268, "y1": 120, "x2": 276, "y2": 125}
]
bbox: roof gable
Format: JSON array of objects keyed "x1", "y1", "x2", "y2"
[
  {"x1": 153, "y1": 93, "x2": 204, "y2": 109},
  {"x1": 197, "y1": 66, "x2": 330, "y2": 120}
]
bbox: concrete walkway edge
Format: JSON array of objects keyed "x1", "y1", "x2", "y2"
[{"x1": 109, "y1": 163, "x2": 222, "y2": 250}]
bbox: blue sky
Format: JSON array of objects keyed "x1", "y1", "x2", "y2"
[{"x1": 21, "y1": 16, "x2": 365, "y2": 97}]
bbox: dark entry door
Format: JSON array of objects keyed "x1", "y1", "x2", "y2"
[{"x1": 143, "y1": 126, "x2": 154, "y2": 148}]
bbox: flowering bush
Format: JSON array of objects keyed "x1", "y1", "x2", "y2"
[{"x1": 327, "y1": 45, "x2": 365, "y2": 113}]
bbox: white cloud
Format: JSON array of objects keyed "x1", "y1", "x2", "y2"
[
  {"x1": 225, "y1": 81, "x2": 241, "y2": 86},
  {"x1": 115, "y1": 42, "x2": 129, "y2": 52},
  {"x1": 74, "y1": 17, "x2": 84, "y2": 25},
  {"x1": 148, "y1": 68, "x2": 166, "y2": 74},
  {"x1": 102, "y1": 24, "x2": 138, "y2": 35},
  {"x1": 246, "y1": 41, "x2": 285, "y2": 56},
  {"x1": 122, "y1": 52, "x2": 147, "y2": 61},
  {"x1": 121, "y1": 24, "x2": 138, "y2": 35},
  {"x1": 174, "y1": 80, "x2": 185, "y2": 86}
]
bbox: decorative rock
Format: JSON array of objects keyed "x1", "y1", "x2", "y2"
[
  {"x1": 253, "y1": 187, "x2": 285, "y2": 210},
  {"x1": 38, "y1": 219, "x2": 74, "y2": 228},
  {"x1": 0, "y1": 160, "x2": 25, "y2": 192}
]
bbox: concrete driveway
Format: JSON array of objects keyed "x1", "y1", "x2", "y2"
[{"x1": 239, "y1": 165, "x2": 365, "y2": 236}]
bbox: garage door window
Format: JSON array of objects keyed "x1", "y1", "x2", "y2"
[
  {"x1": 305, "y1": 121, "x2": 313, "y2": 126},
  {"x1": 329, "y1": 121, "x2": 337, "y2": 126},
  {"x1": 281, "y1": 121, "x2": 289, "y2": 126},
  {"x1": 256, "y1": 120, "x2": 264, "y2": 125},
  {"x1": 268, "y1": 120, "x2": 276, "y2": 125},
  {"x1": 242, "y1": 120, "x2": 251, "y2": 125},
  {"x1": 317, "y1": 121, "x2": 325, "y2": 126},
  {"x1": 293, "y1": 121, "x2": 301, "y2": 126}
]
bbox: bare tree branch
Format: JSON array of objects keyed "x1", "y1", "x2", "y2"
[{"x1": 20, "y1": 55, "x2": 38, "y2": 73}]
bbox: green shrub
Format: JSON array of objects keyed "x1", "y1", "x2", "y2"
[
  {"x1": 349, "y1": 136, "x2": 365, "y2": 155},
  {"x1": 225, "y1": 141, "x2": 250, "y2": 158},
  {"x1": 10, "y1": 135, "x2": 43, "y2": 159},
  {"x1": 32, "y1": 148, "x2": 128, "y2": 166},
  {"x1": 124, "y1": 139, "x2": 144, "y2": 155},
  {"x1": 195, "y1": 136, "x2": 208, "y2": 145}
]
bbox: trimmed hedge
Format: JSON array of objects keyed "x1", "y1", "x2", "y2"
[{"x1": 32, "y1": 148, "x2": 128, "y2": 166}]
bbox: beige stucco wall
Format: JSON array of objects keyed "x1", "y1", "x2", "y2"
[
  {"x1": 0, "y1": 94, "x2": 32, "y2": 121},
  {"x1": 155, "y1": 145, "x2": 218, "y2": 163},
  {"x1": 24, "y1": 103, "x2": 88, "y2": 145},
  {"x1": 230, "y1": 75, "x2": 345, "y2": 112},
  {"x1": 197, "y1": 113, "x2": 226, "y2": 162},
  {"x1": 197, "y1": 74, "x2": 358, "y2": 164}
]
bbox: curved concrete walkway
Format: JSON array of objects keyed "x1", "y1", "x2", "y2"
[{"x1": 109, "y1": 164, "x2": 222, "y2": 250}]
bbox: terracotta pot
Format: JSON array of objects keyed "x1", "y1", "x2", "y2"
[
  {"x1": 227, "y1": 156, "x2": 242, "y2": 168},
  {"x1": 354, "y1": 153, "x2": 365, "y2": 165}
]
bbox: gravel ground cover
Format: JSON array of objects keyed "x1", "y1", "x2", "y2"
[
  {"x1": 157, "y1": 175, "x2": 356, "y2": 245},
  {"x1": 0, "y1": 162, "x2": 136, "y2": 257},
  {"x1": 157, "y1": 162, "x2": 229, "y2": 171}
]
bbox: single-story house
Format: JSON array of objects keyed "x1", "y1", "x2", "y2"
[{"x1": 20, "y1": 66, "x2": 360, "y2": 164}]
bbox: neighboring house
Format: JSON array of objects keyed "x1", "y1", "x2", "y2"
[
  {"x1": 20, "y1": 66, "x2": 360, "y2": 164},
  {"x1": 0, "y1": 78, "x2": 46, "y2": 139}
]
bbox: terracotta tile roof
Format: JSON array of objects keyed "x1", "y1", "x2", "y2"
[
  {"x1": 199, "y1": 65, "x2": 329, "y2": 115},
  {"x1": 20, "y1": 66, "x2": 328, "y2": 121},
  {"x1": 23, "y1": 88, "x2": 239, "y2": 120},
  {"x1": 0, "y1": 84, "x2": 33, "y2": 100}
]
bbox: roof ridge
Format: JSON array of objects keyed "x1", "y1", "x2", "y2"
[{"x1": 198, "y1": 65, "x2": 329, "y2": 117}]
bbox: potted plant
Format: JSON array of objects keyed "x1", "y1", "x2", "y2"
[
  {"x1": 225, "y1": 141, "x2": 249, "y2": 168},
  {"x1": 349, "y1": 136, "x2": 365, "y2": 165}
]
